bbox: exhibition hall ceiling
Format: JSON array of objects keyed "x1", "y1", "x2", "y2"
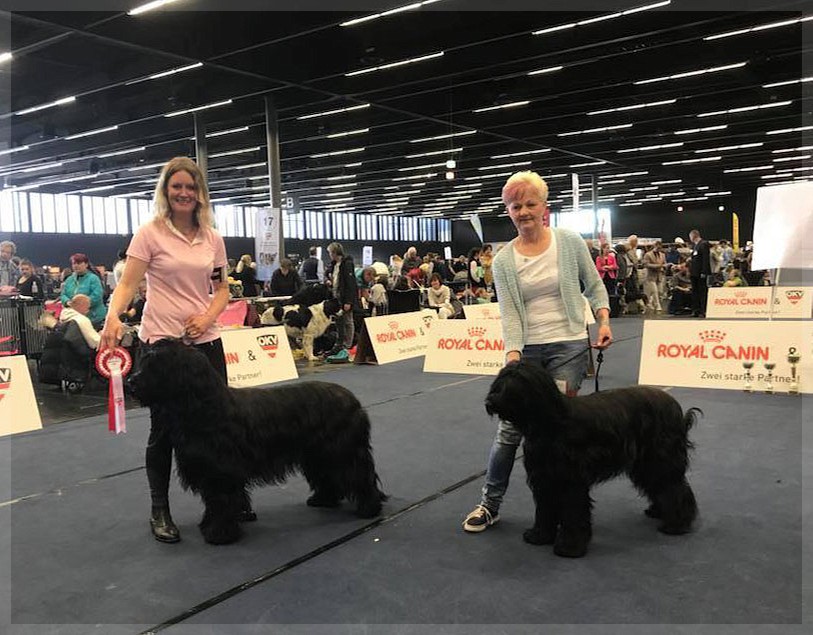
[{"x1": 0, "y1": 0, "x2": 809, "y2": 218}]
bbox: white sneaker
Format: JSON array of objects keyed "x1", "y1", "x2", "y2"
[{"x1": 462, "y1": 505, "x2": 500, "y2": 533}]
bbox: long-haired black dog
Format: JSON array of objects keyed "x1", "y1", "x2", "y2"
[
  {"x1": 485, "y1": 360, "x2": 700, "y2": 558},
  {"x1": 131, "y1": 340, "x2": 386, "y2": 545}
]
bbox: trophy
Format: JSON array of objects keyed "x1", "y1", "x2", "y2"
[
  {"x1": 763, "y1": 362, "x2": 776, "y2": 394},
  {"x1": 742, "y1": 361, "x2": 754, "y2": 392},
  {"x1": 787, "y1": 347, "x2": 801, "y2": 395}
]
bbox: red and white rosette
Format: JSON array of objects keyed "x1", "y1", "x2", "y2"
[{"x1": 95, "y1": 347, "x2": 133, "y2": 435}]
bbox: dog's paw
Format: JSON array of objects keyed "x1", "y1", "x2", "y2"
[
  {"x1": 644, "y1": 503, "x2": 662, "y2": 519},
  {"x1": 553, "y1": 530, "x2": 590, "y2": 558},
  {"x1": 523, "y1": 527, "x2": 557, "y2": 546},
  {"x1": 306, "y1": 493, "x2": 341, "y2": 508},
  {"x1": 657, "y1": 522, "x2": 692, "y2": 536},
  {"x1": 355, "y1": 499, "x2": 383, "y2": 519},
  {"x1": 307, "y1": 355, "x2": 320, "y2": 362},
  {"x1": 201, "y1": 521, "x2": 242, "y2": 545}
]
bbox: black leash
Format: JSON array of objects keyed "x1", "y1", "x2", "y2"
[{"x1": 544, "y1": 334, "x2": 640, "y2": 393}]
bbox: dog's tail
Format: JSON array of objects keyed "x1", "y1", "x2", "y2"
[{"x1": 683, "y1": 407, "x2": 703, "y2": 430}]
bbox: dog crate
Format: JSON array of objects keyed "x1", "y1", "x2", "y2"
[{"x1": 0, "y1": 298, "x2": 47, "y2": 358}]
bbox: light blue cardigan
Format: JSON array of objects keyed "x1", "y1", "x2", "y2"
[{"x1": 492, "y1": 227, "x2": 609, "y2": 354}]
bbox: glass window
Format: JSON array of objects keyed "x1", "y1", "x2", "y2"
[
  {"x1": 17, "y1": 192, "x2": 29, "y2": 233},
  {"x1": 244, "y1": 206, "x2": 257, "y2": 238},
  {"x1": 356, "y1": 214, "x2": 378, "y2": 241},
  {"x1": 438, "y1": 219, "x2": 451, "y2": 243},
  {"x1": 0, "y1": 190, "x2": 14, "y2": 231},
  {"x1": 55, "y1": 194, "x2": 69, "y2": 233},
  {"x1": 40, "y1": 194, "x2": 56, "y2": 233},
  {"x1": 282, "y1": 209, "x2": 303, "y2": 240},
  {"x1": 115, "y1": 199, "x2": 129, "y2": 235},
  {"x1": 29, "y1": 193, "x2": 43, "y2": 233},
  {"x1": 419, "y1": 217, "x2": 436, "y2": 241},
  {"x1": 379, "y1": 215, "x2": 396, "y2": 241},
  {"x1": 92, "y1": 197, "x2": 106, "y2": 235},
  {"x1": 333, "y1": 212, "x2": 355, "y2": 240},
  {"x1": 399, "y1": 216, "x2": 418, "y2": 241},
  {"x1": 66, "y1": 195, "x2": 82, "y2": 233},
  {"x1": 306, "y1": 211, "x2": 325, "y2": 239}
]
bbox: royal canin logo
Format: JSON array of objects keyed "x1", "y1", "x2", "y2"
[
  {"x1": 437, "y1": 325, "x2": 504, "y2": 352},
  {"x1": 467, "y1": 326, "x2": 487, "y2": 337},
  {"x1": 376, "y1": 321, "x2": 418, "y2": 344},
  {"x1": 0, "y1": 367, "x2": 10, "y2": 402},
  {"x1": 256, "y1": 334, "x2": 278, "y2": 358},
  {"x1": 656, "y1": 330, "x2": 768, "y2": 361},
  {"x1": 785, "y1": 289, "x2": 804, "y2": 305}
]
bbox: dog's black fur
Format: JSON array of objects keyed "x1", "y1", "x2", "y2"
[
  {"x1": 485, "y1": 360, "x2": 699, "y2": 558},
  {"x1": 131, "y1": 340, "x2": 386, "y2": 545},
  {"x1": 287, "y1": 283, "x2": 332, "y2": 308}
]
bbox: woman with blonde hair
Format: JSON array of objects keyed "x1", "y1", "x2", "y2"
[
  {"x1": 463, "y1": 170, "x2": 613, "y2": 534},
  {"x1": 100, "y1": 157, "x2": 245, "y2": 544},
  {"x1": 233, "y1": 253, "x2": 260, "y2": 297}
]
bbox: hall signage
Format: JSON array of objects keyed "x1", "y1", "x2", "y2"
[
  {"x1": 424, "y1": 319, "x2": 505, "y2": 376},
  {"x1": 362, "y1": 310, "x2": 436, "y2": 365},
  {"x1": 706, "y1": 287, "x2": 813, "y2": 319},
  {"x1": 0, "y1": 355, "x2": 42, "y2": 437},
  {"x1": 639, "y1": 320, "x2": 812, "y2": 394},
  {"x1": 220, "y1": 326, "x2": 298, "y2": 388}
]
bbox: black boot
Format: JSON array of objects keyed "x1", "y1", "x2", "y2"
[{"x1": 150, "y1": 507, "x2": 180, "y2": 543}]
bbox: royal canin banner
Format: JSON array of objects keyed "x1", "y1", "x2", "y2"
[
  {"x1": 0, "y1": 355, "x2": 42, "y2": 437},
  {"x1": 363, "y1": 310, "x2": 437, "y2": 365},
  {"x1": 220, "y1": 325, "x2": 297, "y2": 388},
  {"x1": 639, "y1": 320, "x2": 812, "y2": 394},
  {"x1": 706, "y1": 287, "x2": 813, "y2": 319},
  {"x1": 424, "y1": 319, "x2": 506, "y2": 376},
  {"x1": 463, "y1": 303, "x2": 501, "y2": 320}
]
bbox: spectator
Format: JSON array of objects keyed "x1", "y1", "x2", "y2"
[
  {"x1": 113, "y1": 249, "x2": 127, "y2": 287},
  {"x1": 595, "y1": 243, "x2": 619, "y2": 297},
  {"x1": 402, "y1": 247, "x2": 422, "y2": 276},
  {"x1": 0, "y1": 240, "x2": 20, "y2": 290},
  {"x1": 451, "y1": 255, "x2": 468, "y2": 274},
  {"x1": 427, "y1": 273, "x2": 454, "y2": 318},
  {"x1": 719, "y1": 240, "x2": 734, "y2": 269},
  {"x1": 60, "y1": 253, "x2": 106, "y2": 327},
  {"x1": 642, "y1": 241, "x2": 666, "y2": 313},
  {"x1": 584, "y1": 238, "x2": 600, "y2": 262},
  {"x1": 480, "y1": 244, "x2": 494, "y2": 289},
  {"x1": 299, "y1": 246, "x2": 325, "y2": 283},
  {"x1": 688, "y1": 229, "x2": 711, "y2": 318},
  {"x1": 325, "y1": 242, "x2": 358, "y2": 363},
  {"x1": 233, "y1": 254, "x2": 260, "y2": 297},
  {"x1": 122, "y1": 280, "x2": 147, "y2": 323},
  {"x1": 60, "y1": 294, "x2": 101, "y2": 350},
  {"x1": 668, "y1": 260, "x2": 693, "y2": 315},
  {"x1": 16, "y1": 259, "x2": 45, "y2": 299},
  {"x1": 467, "y1": 247, "x2": 484, "y2": 292},
  {"x1": 723, "y1": 267, "x2": 747, "y2": 287},
  {"x1": 268, "y1": 258, "x2": 303, "y2": 297}
]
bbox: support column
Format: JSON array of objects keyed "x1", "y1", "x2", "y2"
[
  {"x1": 193, "y1": 113, "x2": 208, "y2": 181},
  {"x1": 590, "y1": 174, "x2": 597, "y2": 239},
  {"x1": 265, "y1": 96, "x2": 284, "y2": 258}
]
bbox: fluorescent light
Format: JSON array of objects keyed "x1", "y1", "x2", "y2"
[
  {"x1": 164, "y1": 99, "x2": 232, "y2": 118},
  {"x1": 233, "y1": 162, "x2": 266, "y2": 170},
  {"x1": 651, "y1": 179, "x2": 682, "y2": 185},
  {"x1": 325, "y1": 128, "x2": 370, "y2": 139},
  {"x1": 326, "y1": 174, "x2": 357, "y2": 181},
  {"x1": 617, "y1": 142, "x2": 684, "y2": 153},
  {"x1": 598, "y1": 179, "x2": 626, "y2": 185},
  {"x1": 622, "y1": 0, "x2": 671, "y2": 15},
  {"x1": 463, "y1": 172, "x2": 511, "y2": 181},
  {"x1": 558, "y1": 123, "x2": 633, "y2": 137},
  {"x1": 398, "y1": 162, "x2": 447, "y2": 172},
  {"x1": 406, "y1": 147, "x2": 463, "y2": 159},
  {"x1": 65, "y1": 125, "x2": 119, "y2": 141},
  {"x1": 322, "y1": 182, "x2": 357, "y2": 189},
  {"x1": 528, "y1": 65, "x2": 564, "y2": 76},
  {"x1": 767, "y1": 125, "x2": 813, "y2": 135},
  {"x1": 97, "y1": 146, "x2": 145, "y2": 158},
  {"x1": 478, "y1": 161, "x2": 532, "y2": 171},
  {"x1": 697, "y1": 100, "x2": 791, "y2": 117},
  {"x1": 409, "y1": 130, "x2": 476, "y2": 143},
  {"x1": 15, "y1": 96, "x2": 76, "y2": 116},
  {"x1": 147, "y1": 62, "x2": 202, "y2": 80},
  {"x1": 346, "y1": 51, "x2": 444, "y2": 77},
  {"x1": 473, "y1": 100, "x2": 530, "y2": 113},
  {"x1": 0, "y1": 145, "x2": 29, "y2": 156},
  {"x1": 310, "y1": 148, "x2": 365, "y2": 159},
  {"x1": 392, "y1": 173, "x2": 438, "y2": 181},
  {"x1": 0, "y1": 52, "x2": 13, "y2": 64},
  {"x1": 209, "y1": 146, "x2": 262, "y2": 159},
  {"x1": 341, "y1": 1, "x2": 443, "y2": 27},
  {"x1": 772, "y1": 146, "x2": 813, "y2": 154},
  {"x1": 21, "y1": 162, "x2": 63, "y2": 173},
  {"x1": 570, "y1": 160, "x2": 607, "y2": 168},
  {"x1": 344, "y1": 162, "x2": 363, "y2": 167},
  {"x1": 723, "y1": 165, "x2": 773, "y2": 173},
  {"x1": 207, "y1": 126, "x2": 250, "y2": 138},
  {"x1": 772, "y1": 155, "x2": 811, "y2": 162},
  {"x1": 533, "y1": 23, "x2": 577, "y2": 36},
  {"x1": 533, "y1": 2, "x2": 669, "y2": 36},
  {"x1": 704, "y1": 15, "x2": 813, "y2": 40},
  {"x1": 490, "y1": 149, "x2": 550, "y2": 159},
  {"x1": 591, "y1": 99, "x2": 676, "y2": 116},
  {"x1": 674, "y1": 125, "x2": 728, "y2": 135},
  {"x1": 599, "y1": 170, "x2": 648, "y2": 178},
  {"x1": 126, "y1": 161, "x2": 166, "y2": 172},
  {"x1": 634, "y1": 62, "x2": 747, "y2": 85},
  {"x1": 763, "y1": 76, "x2": 813, "y2": 89},
  {"x1": 662, "y1": 156, "x2": 721, "y2": 165},
  {"x1": 629, "y1": 186, "x2": 659, "y2": 192},
  {"x1": 704, "y1": 191, "x2": 732, "y2": 197},
  {"x1": 296, "y1": 104, "x2": 370, "y2": 120},
  {"x1": 128, "y1": 0, "x2": 181, "y2": 16},
  {"x1": 671, "y1": 196, "x2": 708, "y2": 202},
  {"x1": 694, "y1": 142, "x2": 764, "y2": 153}
]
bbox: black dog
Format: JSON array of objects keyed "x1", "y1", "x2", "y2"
[
  {"x1": 131, "y1": 340, "x2": 386, "y2": 545},
  {"x1": 485, "y1": 360, "x2": 699, "y2": 558}
]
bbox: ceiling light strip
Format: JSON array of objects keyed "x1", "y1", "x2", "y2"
[
  {"x1": 15, "y1": 96, "x2": 76, "y2": 116},
  {"x1": 346, "y1": 51, "x2": 444, "y2": 77},
  {"x1": 65, "y1": 125, "x2": 119, "y2": 141},
  {"x1": 589, "y1": 98, "x2": 676, "y2": 116},
  {"x1": 533, "y1": 1, "x2": 670, "y2": 35},
  {"x1": 164, "y1": 99, "x2": 232, "y2": 118},
  {"x1": 472, "y1": 100, "x2": 530, "y2": 113},
  {"x1": 674, "y1": 125, "x2": 728, "y2": 135},
  {"x1": 128, "y1": 0, "x2": 181, "y2": 16},
  {"x1": 704, "y1": 14, "x2": 813, "y2": 40},
  {"x1": 697, "y1": 100, "x2": 791, "y2": 117},
  {"x1": 634, "y1": 61, "x2": 747, "y2": 85},
  {"x1": 558, "y1": 124, "x2": 633, "y2": 137}
]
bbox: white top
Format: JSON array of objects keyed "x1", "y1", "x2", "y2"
[
  {"x1": 514, "y1": 231, "x2": 584, "y2": 344},
  {"x1": 60, "y1": 308, "x2": 101, "y2": 350}
]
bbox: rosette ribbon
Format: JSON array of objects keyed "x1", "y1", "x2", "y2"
[{"x1": 95, "y1": 347, "x2": 133, "y2": 434}]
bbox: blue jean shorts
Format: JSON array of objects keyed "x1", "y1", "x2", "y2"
[{"x1": 522, "y1": 339, "x2": 589, "y2": 394}]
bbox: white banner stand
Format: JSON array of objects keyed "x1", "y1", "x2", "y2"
[
  {"x1": 221, "y1": 326, "x2": 298, "y2": 388},
  {"x1": 0, "y1": 355, "x2": 43, "y2": 437}
]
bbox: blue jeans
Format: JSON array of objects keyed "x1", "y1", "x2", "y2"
[{"x1": 480, "y1": 339, "x2": 589, "y2": 513}]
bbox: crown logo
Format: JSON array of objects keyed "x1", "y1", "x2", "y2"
[
  {"x1": 699, "y1": 329, "x2": 726, "y2": 343},
  {"x1": 468, "y1": 326, "x2": 487, "y2": 337},
  {"x1": 388, "y1": 321, "x2": 399, "y2": 330},
  {"x1": 734, "y1": 291, "x2": 747, "y2": 298}
]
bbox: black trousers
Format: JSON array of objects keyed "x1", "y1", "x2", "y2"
[
  {"x1": 144, "y1": 338, "x2": 227, "y2": 508},
  {"x1": 690, "y1": 276, "x2": 708, "y2": 316}
]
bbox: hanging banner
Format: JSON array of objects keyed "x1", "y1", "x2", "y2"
[
  {"x1": 362, "y1": 246, "x2": 373, "y2": 266},
  {"x1": 463, "y1": 303, "x2": 501, "y2": 320},
  {"x1": 639, "y1": 320, "x2": 812, "y2": 394},
  {"x1": 0, "y1": 355, "x2": 42, "y2": 437},
  {"x1": 424, "y1": 319, "x2": 505, "y2": 375},
  {"x1": 732, "y1": 213, "x2": 740, "y2": 252},
  {"x1": 221, "y1": 326, "x2": 298, "y2": 388},
  {"x1": 362, "y1": 311, "x2": 436, "y2": 365},
  {"x1": 706, "y1": 287, "x2": 813, "y2": 319},
  {"x1": 469, "y1": 214, "x2": 483, "y2": 243},
  {"x1": 255, "y1": 207, "x2": 281, "y2": 281}
]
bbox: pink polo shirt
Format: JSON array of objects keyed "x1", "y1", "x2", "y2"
[{"x1": 128, "y1": 219, "x2": 228, "y2": 344}]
